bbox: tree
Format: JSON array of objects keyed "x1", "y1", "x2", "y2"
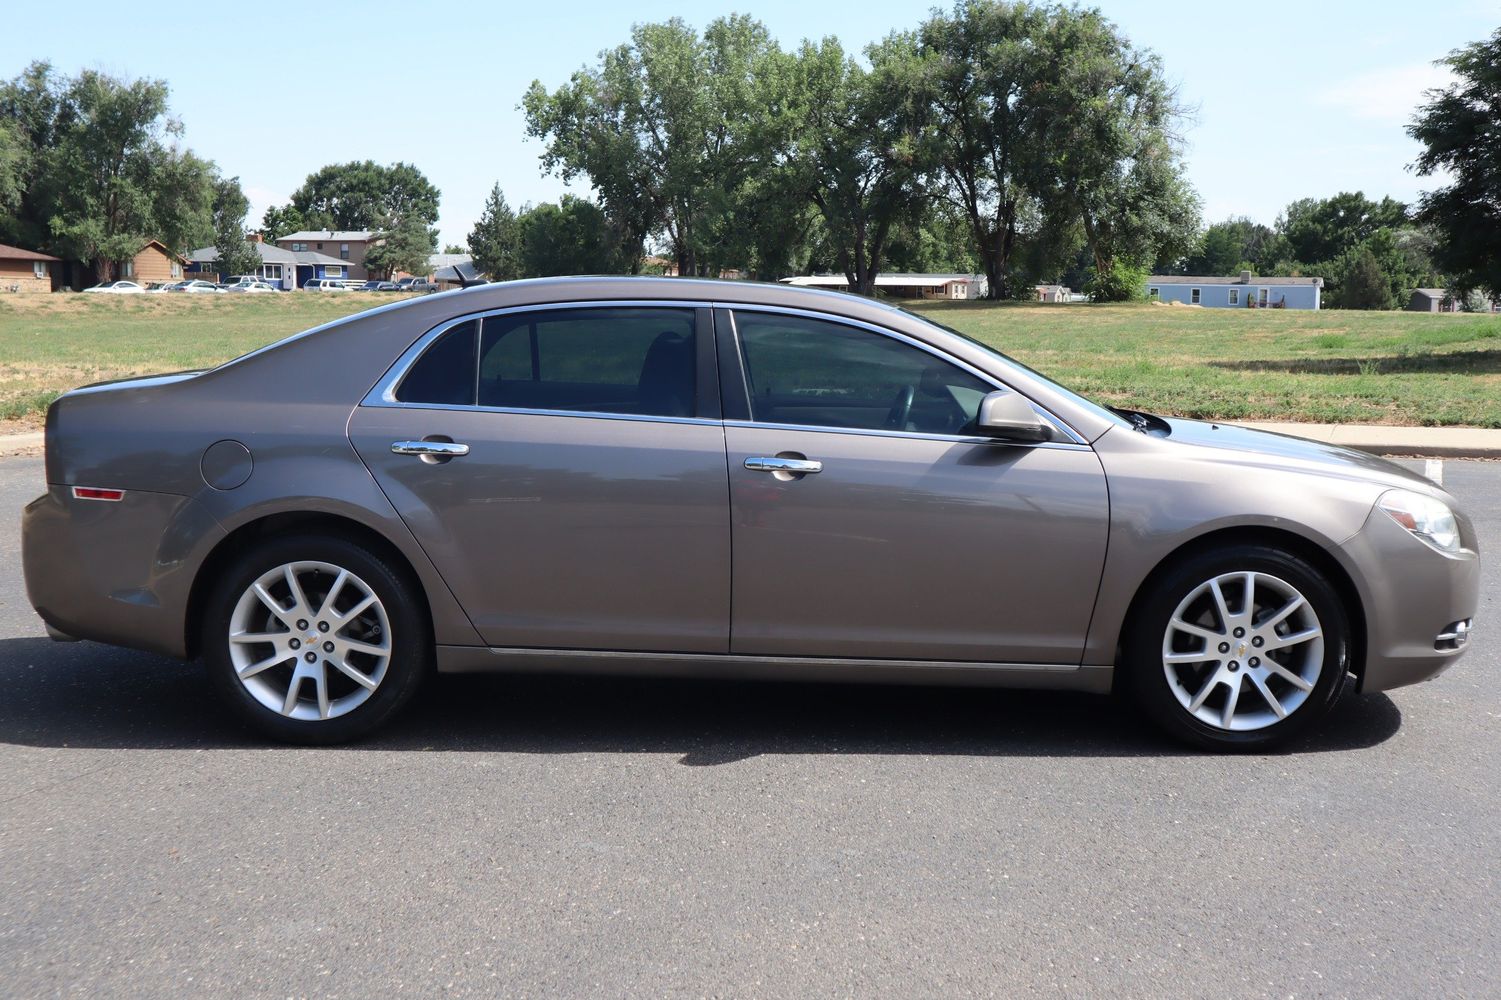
[
  {"x1": 467, "y1": 183, "x2": 523, "y2": 281},
  {"x1": 1409, "y1": 27, "x2": 1501, "y2": 298},
  {"x1": 289, "y1": 161, "x2": 440, "y2": 231},
  {"x1": 774, "y1": 35, "x2": 929, "y2": 295},
  {"x1": 1276, "y1": 192, "x2": 1408, "y2": 268},
  {"x1": 1, "y1": 64, "x2": 219, "y2": 279},
  {"x1": 524, "y1": 15, "x2": 778, "y2": 276},
  {"x1": 1339, "y1": 246, "x2": 1395, "y2": 310},
  {"x1": 212, "y1": 176, "x2": 260, "y2": 278},
  {"x1": 259, "y1": 204, "x2": 305, "y2": 241},
  {"x1": 442, "y1": 243, "x2": 466, "y2": 255},
  {"x1": 1024, "y1": 5, "x2": 1199, "y2": 297},
  {"x1": 1184, "y1": 217, "x2": 1279, "y2": 276},
  {"x1": 919, "y1": 1, "x2": 1048, "y2": 299},
  {"x1": 518, "y1": 195, "x2": 629, "y2": 277},
  {"x1": 363, "y1": 216, "x2": 438, "y2": 279},
  {"x1": 0, "y1": 122, "x2": 24, "y2": 218}
]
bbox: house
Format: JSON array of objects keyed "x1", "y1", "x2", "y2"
[
  {"x1": 0, "y1": 243, "x2": 60, "y2": 293},
  {"x1": 274, "y1": 230, "x2": 377, "y2": 280},
  {"x1": 1035, "y1": 284, "x2": 1071, "y2": 303},
  {"x1": 1146, "y1": 271, "x2": 1323, "y2": 310},
  {"x1": 427, "y1": 253, "x2": 484, "y2": 289},
  {"x1": 782, "y1": 273, "x2": 988, "y2": 300},
  {"x1": 118, "y1": 240, "x2": 188, "y2": 285},
  {"x1": 187, "y1": 235, "x2": 356, "y2": 288}
]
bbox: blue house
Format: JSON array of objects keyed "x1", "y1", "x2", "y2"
[
  {"x1": 1146, "y1": 271, "x2": 1323, "y2": 310},
  {"x1": 186, "y1": 239, "x2": 355, "y2": 289}
]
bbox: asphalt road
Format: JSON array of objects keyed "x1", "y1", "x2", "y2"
[{"x1": 1, "y1": 455, "x2": 1496, "y2": 999}]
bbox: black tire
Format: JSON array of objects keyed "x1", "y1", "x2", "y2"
[
  {"x1": 1125, "y1": 544, "x2": 1350, "y2": 752},
  {"x1": 203, "y1": 533, "x2": 430, "y2": 744}
]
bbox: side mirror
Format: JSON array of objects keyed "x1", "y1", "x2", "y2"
[{"x1": 976, "y1": 391, "x2": 1054, "y2": 442}]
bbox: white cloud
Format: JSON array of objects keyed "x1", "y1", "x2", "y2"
[{"x1": 1317, "y1": 62, "x2": 1455, "y2": 125}]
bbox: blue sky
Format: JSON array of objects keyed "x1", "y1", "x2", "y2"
[{"x1": 4, "y1": 0, "x2": 1498, "y2": 247}]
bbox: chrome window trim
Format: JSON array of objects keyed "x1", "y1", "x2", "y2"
[
  {"x1": 721, "y1": 418, "x2": 1091, "y2": 451},
  {"x1": 363, "y1": 299, "x2": 715, "y2": 408},
  {"x1": 362, "y1": 297, "x2": 1087, "y2": 447},
  {"x1": 717, "y1": 302, "x2": 1088, "y2": 445}
]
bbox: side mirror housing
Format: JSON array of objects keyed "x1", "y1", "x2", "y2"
[{"x1": 976, "y1": 391, "x2": 1054, "y2": 442}]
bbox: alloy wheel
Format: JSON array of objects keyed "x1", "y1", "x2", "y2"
[
  {"x1": 1161, "y1": 570, "x2": 1324, "y2": 732},
  {"x1": 227, "y1": 561, "x2": 392, "y2": 722}
]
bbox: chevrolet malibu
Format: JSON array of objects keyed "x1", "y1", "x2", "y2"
[{"x1": 21, "y1": 278, "x2": 1479, "y2": 748}]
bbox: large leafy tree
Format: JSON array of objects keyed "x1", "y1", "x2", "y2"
[
  {"x1": 212, "y1": 176, "x2": 260, "y2": 278},
  {"x1": 288, "y1": 160, "x2": 440, "y2": 231},
  {"x1": 1024, "y1": 5, "x2": 1199, "y2": 297},
  {"x1": 774, "y1": 35, "x2": 929, "y2": 296},
  {"x1": 518, "y1": 195, "x2": 631, "y2": 277},
  {"x1": 1183, "y1": 218, "x2": 1281, "y2": 276},
  {"x1": 467, "y1": 183, "x2": 523, "y2": 281},
  {"x1": 524, "y1": 15, "x2": 778, "y2": 276},
  {"x1": 919, "y1": 1, "x2": 1049, "y2": 299},
  {"x1": 1408, "y1": 27, "x2": 1501, "y2": 299},
  {"x1": 1276, "y1": 192, "x2": 1408, "y2": 268},
  {"x1": 259, "y1": 204, "x2": 305, "y2": 241},
  {"x1": 0, "y1": 63, "x2": 218, "y2": 278}
]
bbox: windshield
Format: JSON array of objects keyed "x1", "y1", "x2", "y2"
[{"x1": 903, "y1": 308, "x2": 1132, "y2": 429}]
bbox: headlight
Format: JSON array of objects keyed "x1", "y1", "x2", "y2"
[{"x1": 1377, "y1": 489, "x2": 1461, "y2": 553}]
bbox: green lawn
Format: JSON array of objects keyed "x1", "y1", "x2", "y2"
[{"x1": 1, "y1": 292, "x2": 1498, "y2": 429}]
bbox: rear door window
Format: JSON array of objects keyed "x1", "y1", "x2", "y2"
[{"x1": 478, "y1": 308, "x2": 696, "y2": 418}]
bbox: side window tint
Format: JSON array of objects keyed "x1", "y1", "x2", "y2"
[
  {"x1": 478, "y1": 308, "x2": 696, "y2": 417},
  {"x1": 395, "y1": 320, "x2": 477, "y2": 405},
  {"x1": 734, "y1": 312, "x2": 994, "y2": 435}
]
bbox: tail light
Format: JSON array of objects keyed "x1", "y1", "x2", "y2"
[{"x1": 72, "y1": 487, "x2": 125, "y2": 502}]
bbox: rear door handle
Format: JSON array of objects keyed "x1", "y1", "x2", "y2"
[
  {"x1": 392, "y1": 440, "x2": 470, "y2": 458},
  {"x1": 744, "y1": 456, "x2": 822, "y2": 474}
]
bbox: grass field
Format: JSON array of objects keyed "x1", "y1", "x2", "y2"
[{"x1": 1, "y1": 291, "x2": 1498, "y2": 431}]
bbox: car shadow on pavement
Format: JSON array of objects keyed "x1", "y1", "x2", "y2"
[{"x1": 0, "y1": 636, "x2": 1403, "y2": 761}]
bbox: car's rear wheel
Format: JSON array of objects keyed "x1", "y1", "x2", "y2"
[
  {"x1": 203, "y1": 534, "x2": 429, "y2": 744},
  {"x1": 1126, "y1": 544, "x2": 1350, "y2": 751}
]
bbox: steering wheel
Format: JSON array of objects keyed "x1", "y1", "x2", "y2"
[{"x1": 884, "y1": 384, "x2": 916, "y2": 430}]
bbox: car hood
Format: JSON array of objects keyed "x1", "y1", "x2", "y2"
[{"x1": 1156, "y1": 416, "x2": 1444, "y2": 496}]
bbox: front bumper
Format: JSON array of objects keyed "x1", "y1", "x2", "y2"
[
  {"x1": 1339, "y1": 503, "x2": 1481, "y2": 692},
  {"x1": 22, "y1": 486, "x2": 225, "y2": 659}
]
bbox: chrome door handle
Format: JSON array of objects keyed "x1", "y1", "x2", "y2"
[
  {"x1": 744, "y1": 456, "x2": 822, "y2": 474},
  {"x1": 392, "y1": 440, "x2": 470, "y2": 457}
]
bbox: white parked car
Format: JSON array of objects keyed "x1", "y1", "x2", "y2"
[
  {"x1": 301, "y1": 278, "x2": 350, "y2": 292},
  {"x1": 170, "y1": 279, "x2": 223, "y2": 294},
  {"x1": 224, "y1": 281, "x2": 277, "y2": 294},
  {"x1": 144, "y1": 282, "x2": 180, "y2": 293},
  {"x1": 82, "y1": 280, "x2": 144, "y2": 294}
]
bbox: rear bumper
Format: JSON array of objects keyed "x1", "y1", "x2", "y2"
[
  {"x1": 1340, "y1": 505, "x2": 1481, "y2": 692},
  {"x1": 22, "y1": 486, "x2": 225, "y2": 659}
]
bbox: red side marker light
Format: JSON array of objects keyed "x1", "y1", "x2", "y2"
[{"x1": 72, "y1": 487, "x2": 125, "y2": 502}]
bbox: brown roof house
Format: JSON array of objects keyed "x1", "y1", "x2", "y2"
[
  {"x1": 118, "y1": 240, "x2": 189, "y2": 285},
  {"x1": 0, "y1": 243, "x2": 61, "y2": 293}
]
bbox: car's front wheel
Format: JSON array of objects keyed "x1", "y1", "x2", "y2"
[
  {"x1": 1126, "y1": 544, "x2": 1350, "y2": 751},
  {"x1": 203, "y1": 534, "x2": 429, "y2": 744}
]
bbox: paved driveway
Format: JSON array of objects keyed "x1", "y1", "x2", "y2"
[{"x1": 1, "y1": 455, "x2": 1496, "y2": 998}]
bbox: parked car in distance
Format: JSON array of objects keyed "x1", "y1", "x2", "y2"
[
  {"x1": 358, "y1": 280, "x2": 402, "y2": 292},
  {"x1": 144, "y1": 282, "x2": 180, "y2": 293},
  {"x1": 223, "y1": 281, "x2": 277, "y2": 294},
  {"x1": 221, "y1": 276, "x2": 277, "y2": 291},
  {"x1": 82, "y1": 280, "x2": 144, "y2": 294},
  {"x1": 392, "y1": 276, "x2": 437, "y2": 292},
  {"x1": 170, "y1": 279, "x2": 222, "y2": 294},
  {"x1": 301, "y1": 278, "x2": 350, "y2": 292},
  {"x1": 22, "y1": 278, "x2": 1479, "y2": 749}
]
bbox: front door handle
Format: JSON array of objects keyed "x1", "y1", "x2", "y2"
[
  {"x1": 744, "y1": 456, "x2": 822, "y2": 475},
  {"x1": 392, "y1": 440, "x2": 470, "y2": 458}
]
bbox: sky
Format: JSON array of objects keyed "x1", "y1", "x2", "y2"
[{"x1": 3, "y1": 0, "x2": 1498, "y2": 249}]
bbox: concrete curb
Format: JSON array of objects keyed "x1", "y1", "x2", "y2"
[
  {"x1": 1235, "y1": 422, "x2": 1501, "y2": 459},
  {"x1": 0, "y1": 423, "x2": 1497, "y2": 460}
]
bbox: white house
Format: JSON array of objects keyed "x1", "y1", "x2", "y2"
[
  {"x1": 781, "y1": 273, "x2": 988, "y2": 300},
  {"x1": 1146, "y1": 271, "x2": 1323, "y2": 310}
]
